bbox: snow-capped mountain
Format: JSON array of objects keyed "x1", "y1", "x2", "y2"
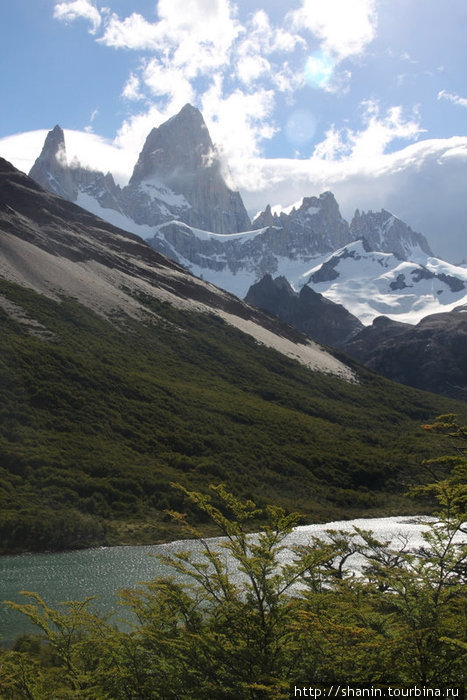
[
  {"x1": 145, "y1": 191, "x2": 356, "y2": 298},
  {"x1": 299, "y1": 240, "x2": 467, "y2": 325},
  {"x1": 26, "y1": 104, "x2": 467, "y2": 327},
  {"x1": 349, "y1": 208, "x2": 432, "y2": 261},
  {"x1": 28, "y1": 105, "x2": 250, "y2": 235},
  {"x1": 252, "y1": 192, "x2": 352, "y2": 253},
  {"x1": 125, "y1": 104, "x2": 250, "y2": 233}
]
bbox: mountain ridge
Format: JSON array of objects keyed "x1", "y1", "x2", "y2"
[
  {"x1": 0, "y1": 156, "x2": 354, "y2": 380},
  {"x1": 28, "y1": 106, "x2": 251, "y2": 235},
  {"x1": 25, "y1": 105, "x2": 467, "y2": 327},
  {"x1": 1, "y1": 156, "x2": 466, "y2": 553}
]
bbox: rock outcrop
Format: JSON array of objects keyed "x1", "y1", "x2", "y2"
[
  {"x1": 126, "y1": 104, "x2": 250, "y2": 234},
  {"x1": 245, "y1": 274, "x2": 363, "y2": 347},
  {"x1": 341, "y1": 311, "x2": 467, "y2": 399},
  {"x1": 350, "y1": 209, "x2": 432, "y2": 259},
  {"x1": 252, "y1": 192, "x2": 352, "y2": 254},
  {"x1": 29, "y1": 105, "x2": 250, "y2": 235},
  {"x1": 29, "y1": 125, "x2": 77, "y2": 202},
  {"x1": 29, "y1": 125, "x2": 123, "y2": 214}
]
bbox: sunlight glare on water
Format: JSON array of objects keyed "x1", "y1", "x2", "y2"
[{"x1": 0, "y1": 515, "x2": 455, "y2": 644}]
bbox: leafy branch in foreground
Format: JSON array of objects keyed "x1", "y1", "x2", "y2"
[{"x1": 1, "y1": 422, "x2": 466, "y2": 698}]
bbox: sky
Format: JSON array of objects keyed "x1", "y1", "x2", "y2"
[{"x1": 0, "y1": 0, "x2": 466, "y2": 262}]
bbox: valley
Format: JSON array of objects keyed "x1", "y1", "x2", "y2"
[{"x1": 0, "y1": 155, "x2": 465, "y2": 555}]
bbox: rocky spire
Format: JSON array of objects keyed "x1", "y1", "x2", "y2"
[
  {"x1": 350, "y1": 208, "x2": 433, "y2": 259},
  {"x1": 127, "y1": 104, "x2": 251, "y2": 233},
  {"x1": 252, "y1": 204, "x2": 277, "y2": 228},
  {"x1": 29, "y1": 125, "x2": 77, "y2": 201},
  {"x1": 130, "y1": 104, "x2": 210, "y2": 186}
]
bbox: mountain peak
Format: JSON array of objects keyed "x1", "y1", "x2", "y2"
[
  {"x1": 350, "y1": 208, "x2": 433, "y2": 259},
  {"x1": 176, "y1": 103, "x2": 203, "y2": 119},
  {"x1": 29, "y1": 124, "x2": 77, "y2": 201},
  {"x1": 127, "y1": 105, "x2": 251, "y2": 233},
  {"x1": 36, "y1": 125, "x2": 66, "y2": 163},
  {"x1": 129, "y1": 104, "x2": 213, "y2": 186}
]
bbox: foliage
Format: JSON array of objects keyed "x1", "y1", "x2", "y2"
[
  {"x1": 1, "y1": 280, "x2": 465, "y2": 553},
  {"x1": 1, "y1": 422, "x2": 465, "y2": 699}
]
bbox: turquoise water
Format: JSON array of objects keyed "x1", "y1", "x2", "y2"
[
  {"x1": 0, "y1": 538, "x2": 204, "y2": 644},
  {"x1": 0, "y1": 516, "x2": 434, "y2": 644}
]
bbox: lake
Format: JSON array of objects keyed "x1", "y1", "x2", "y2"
[{"x1": 0, "y1": 515, "x2": 437, "y2": 645}]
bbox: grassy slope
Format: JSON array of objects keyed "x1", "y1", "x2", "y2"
[{"x1": 1, "y1": 279, "x2": 465, "y2": 553}]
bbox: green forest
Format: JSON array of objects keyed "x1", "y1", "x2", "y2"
[
  {"x1": 0, "y1": 417, "x2": 465, "y2": 698},
  {"x1": 1, "y1": 279, "x2": 466, "y2": 554}
]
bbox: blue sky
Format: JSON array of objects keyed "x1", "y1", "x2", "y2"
[{"x1": 1, "y1": 0, "x2": 466, "y2": 260}]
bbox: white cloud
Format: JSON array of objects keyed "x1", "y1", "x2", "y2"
[
  {"x1": 201, "y1": 77, "x2": 277, "y2": 179},
  {"x1": 311, "y1": 102, "x2": 424, "y2": 165},
  {"x1": 2, "y1": 126, "x2": 466, "y2": 263},
  {"x1": 438, "y1": 90, "x2": 467, "y2": 109},
  {"x1": 100, "y1": 12, "x2": 160, "y2": 50},
  {"x1": 238, "y1": 137, "x2": 467, "y2": 263},
  {"x1": 122, "y1": 74, "x2": 145, "y2": 101},
  {"x1": 142, "y1": 60, "x2": 195, "y2": 106},
  {"x1": 113, "y1": 106, "x2": 171, "y2": 164},
  {"x1": 99, "y1": 0, "x2": 242, "y2": 75},
  {"x1": 53, "y1": 0, "x2": 102, "y2": 34},
  {"x1": 289, "y1": 0, "x2": 377, "y2": 61},
  {"x1": 236, "y1": 54, "x2": 271, "y2": 86},
  {"x1": 233, "y1": 10, "x2": 304, "y2": 89}
]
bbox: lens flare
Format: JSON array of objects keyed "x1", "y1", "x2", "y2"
[
  {"x1": 285, "y1": 109, "x2": 317, "y2": 146},
  {"x1": 305, "y1": 52, "x2": 335, "y2": 89}
]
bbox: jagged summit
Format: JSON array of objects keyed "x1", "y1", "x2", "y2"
[
  {"x1": 29, "y1": 124, "x2": 77, "y2": 201},
  {"x1": 29, "y1": 105, "x2": 251, "y2": 234},
  {"x1": 126, "y1": 103, "x2": 251, "y2": 233},
  {"x1": 129, "y1": 104, "x2": 209, "y2": 186},
  {"x1": 252, "y1": 192, "x2": 351, "y2": 254},
  {"x1": 129, "y1": 105, "x2": 205, "y2": 184},
  {"x1": 350, "y1": 208, "x2": 432, "y2": 259}
]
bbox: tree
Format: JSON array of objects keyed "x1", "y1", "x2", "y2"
[{"x1": 1, "y1": 422, "x2": 466, "y2": 697}]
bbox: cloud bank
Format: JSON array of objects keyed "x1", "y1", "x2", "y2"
[
  {"x1": 1, "y1": 0, "x2": 464, "y2": 263},
  {"x1": 1, "y1": 127, "x2": 465, "y2": 263}
]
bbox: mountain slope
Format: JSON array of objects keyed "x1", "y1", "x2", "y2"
[
  {"x1": 300, "y1": 240, "x2": 467, "y2": 325},
  {"x1": 0, "y1": 158, "x2": 351, "y2": 378},
  {"x1": 342, "y1": 311, "x2": 467, "y2": 399},
  {"x1": 1, "y1": 159, "x2": 466, "y2": 554},
  {"x1": 245, "y1": 274, "x2": 363, "y2": 347}
]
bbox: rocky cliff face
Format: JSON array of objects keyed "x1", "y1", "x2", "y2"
[
  {"x1": 29, "y1": 125, "x2": 123, "y2": 214},
  {"x1": 252, "y1": 192, "x2": 352, "y2": 254},
  {"x1": 29, "y1": 105, "x2": 250, "y2": 235},
  {"x1": 350, "y1": 209, "x2": 432, "y2": 259},
  {"x1": 127, "y1": 104, "x2": 250, "y2": 234},
  {"x1": 29, "y1": 125, "x2": 78, "y2": 202},
  {"x1": 245, "y1": 274, "x2": 363, "y2": 347},
  {"x1": 341, "y1": 311, "x2": 467, "y2": 399}
]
